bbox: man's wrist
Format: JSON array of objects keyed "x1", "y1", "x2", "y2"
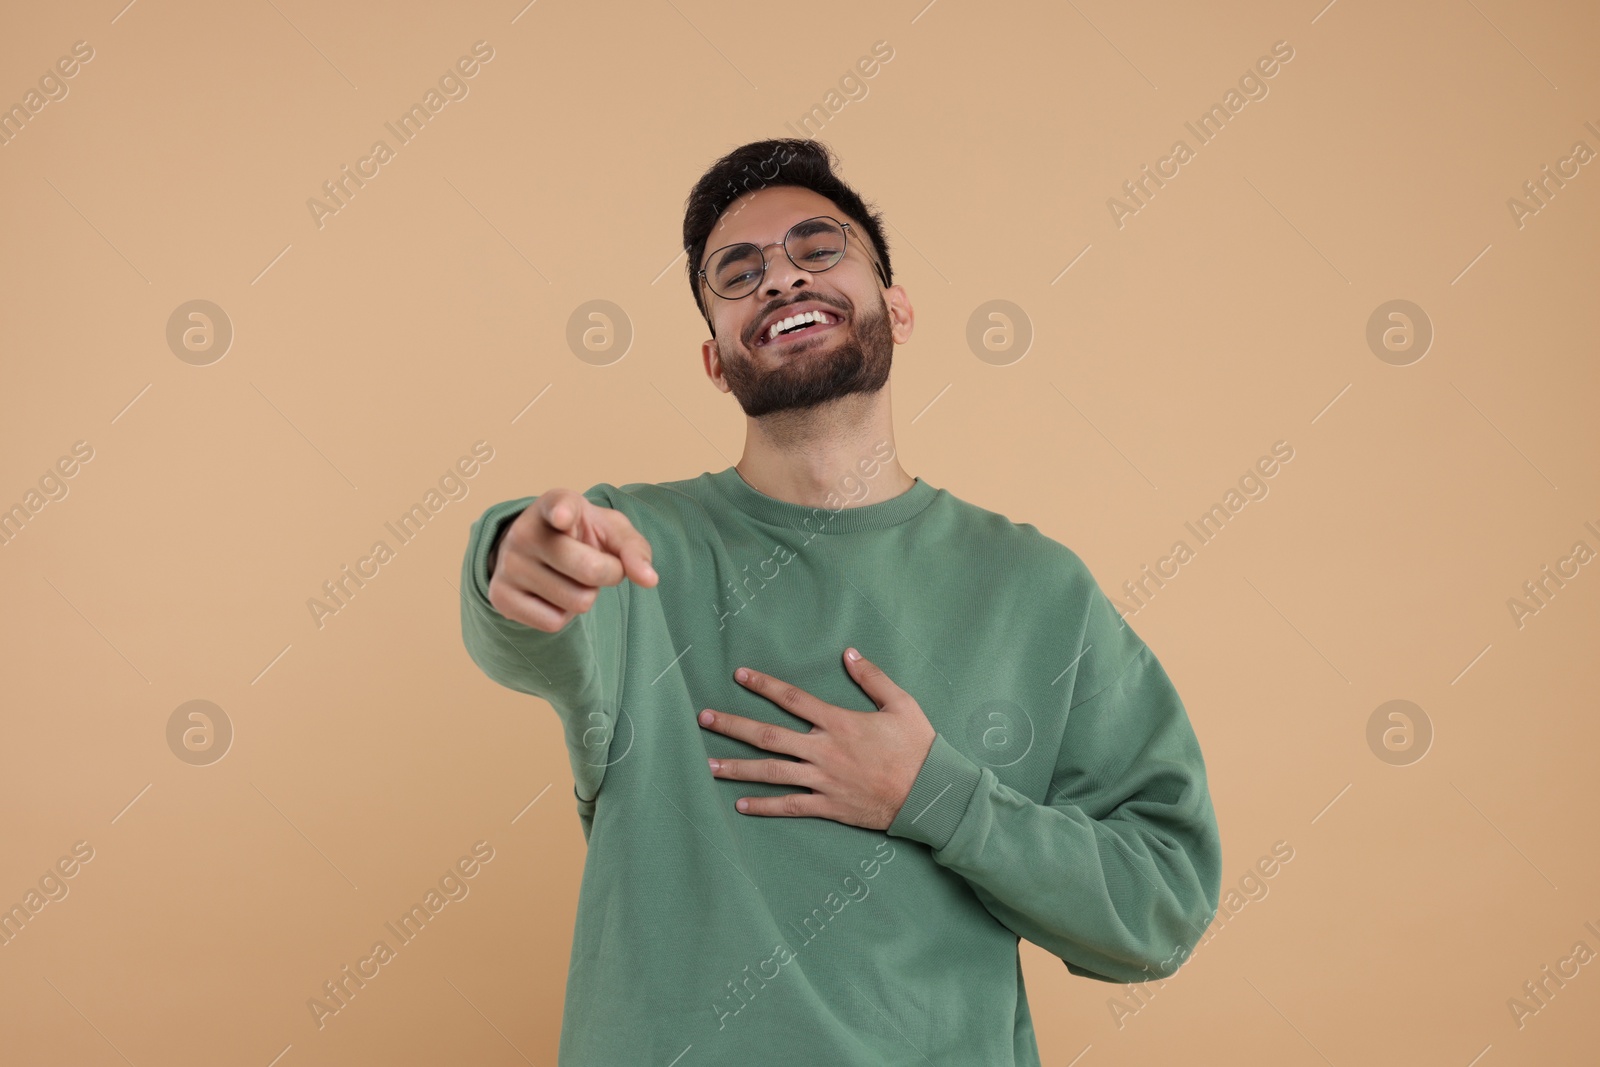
[{"x1": 885, "y1": 734, "x2": 984, "y2": 851}]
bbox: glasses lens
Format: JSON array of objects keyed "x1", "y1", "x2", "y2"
[
  {"x1": 785, "y1": 218, "x2": 846, "y2": 273},
  {"x1": 709, "y1": 244, "x2": 765, "y2": 298}
]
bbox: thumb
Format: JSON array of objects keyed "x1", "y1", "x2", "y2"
[
  {"x1": 843, "y1": 647, "x2": 897, "y2": 710},
  {"x1": 538, "y1": 489, "x2": 585, "y2": 534}
]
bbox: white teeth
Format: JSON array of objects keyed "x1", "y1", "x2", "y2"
[{"x1": 766, "y1": 310, "x2": 832, "y2": 342}]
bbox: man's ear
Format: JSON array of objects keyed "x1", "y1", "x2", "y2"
[
  {"x1": 885, "y1": 285, "x2": 915, "y2": 344},
  {"x1": 702, "y1": 337, "x2": 730, "y2": 394}
]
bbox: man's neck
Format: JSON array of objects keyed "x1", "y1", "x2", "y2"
[{"x1": 734, "y1": 395, "x2": 911, "y2": 509}]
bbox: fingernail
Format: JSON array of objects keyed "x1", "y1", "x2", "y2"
[
  {"x1": 845, "y1": 648, "x2": 860, "y2": 662},
  {"x1": 707, "y1": 758, "x2": 720, "y2": 772},
  {"x1": 699, "y1": 710, "x2": 714, "y2": 726}
]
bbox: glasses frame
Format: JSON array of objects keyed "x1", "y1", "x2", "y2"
[{"x1": 697, "y1": 214, "x2": 890, "y2": 303}]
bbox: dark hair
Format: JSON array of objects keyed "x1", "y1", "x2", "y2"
[{"x1": 682, "y1": 139, "x2": 893, "y2": 334}]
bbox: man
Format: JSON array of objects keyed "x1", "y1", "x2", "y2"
[{"x1": 459, "y1": 138, "x2": 1222, "y2": 1065}]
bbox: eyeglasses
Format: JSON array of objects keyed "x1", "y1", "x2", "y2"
[{"x1": 697, "y1": 215, "x2": 889, "y2": 301}]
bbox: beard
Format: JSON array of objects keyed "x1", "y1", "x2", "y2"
[{"x1": 717, "y1": 291, "x2": 895, "y2": 419}]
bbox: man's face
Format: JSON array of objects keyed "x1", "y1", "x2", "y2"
[{"x1": 699, "y1": 186, "x2": 910, "y2": 419}]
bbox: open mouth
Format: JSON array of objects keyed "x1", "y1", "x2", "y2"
[{"x1": 756, "y1": 310, "x2": 842, "y2": 349}]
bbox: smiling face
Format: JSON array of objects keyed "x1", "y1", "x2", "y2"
[{"x1": 699, "y1": 186, "x2": 912, "y2": 419}]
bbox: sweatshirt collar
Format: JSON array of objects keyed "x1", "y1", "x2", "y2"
[{"x1": 707, "y1": 466, "x2": 937, "y2": 533}]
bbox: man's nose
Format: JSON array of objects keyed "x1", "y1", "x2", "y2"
[{"x1": 760, "y1": 253, "x2": 813, "y2": 296}]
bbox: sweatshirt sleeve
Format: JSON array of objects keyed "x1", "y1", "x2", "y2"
[
  {"x1": 885, "y1": 589, "x2": 1222, "y2": 983},
  {"x1": 458, "y1": 486, "x2": 630, "y2": 803}
]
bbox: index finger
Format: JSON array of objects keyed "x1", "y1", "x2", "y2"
[
  {"x1": 590, "y1": 506, "x2": 658, "y2": 588},
  {"x1": 732, "y1": 667, "x2": 830, "y2": 726}
]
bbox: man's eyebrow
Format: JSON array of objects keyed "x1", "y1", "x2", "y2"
[
  {"x1": 787, "y1": 217, "x2": 837, "y2": 239},
  {"x1": 707, "y1": 244, "x2": 746, "y2": 271}
]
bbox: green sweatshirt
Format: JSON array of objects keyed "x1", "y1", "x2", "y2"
[{"x1": 459, "y1": 464, "x2": 1222, "y2": 1065}]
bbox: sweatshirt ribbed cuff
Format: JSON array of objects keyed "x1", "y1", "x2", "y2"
[
  {"x1": 887, "y1": 733, "x2": 984, "y2": 851},
  {"x1": 466, "y1": 501, "x2": 537, "y2": 627}
]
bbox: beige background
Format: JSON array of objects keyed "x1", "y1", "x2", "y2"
[{"x1": 3, "y1": 0, "x2": 1597, "y2": 1063}]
